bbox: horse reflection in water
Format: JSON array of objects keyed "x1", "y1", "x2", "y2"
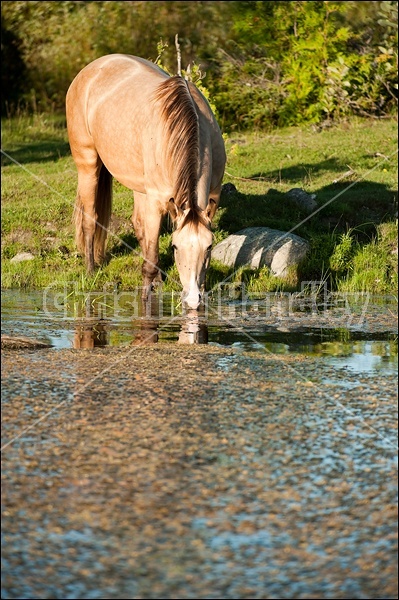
[
  {"x1": 177, "y1": 310, "x2": 208, "y2": 344},
  {"x1": 132, "y1": 309, "x2": 208, "y2": 345},
  {"x1": 72, "y1": 300, "x2": 208, "y2": 348},
  {"x1": 73, "y1": 321, "x2": 109, "y2": 349},
  {"x1": 132, "y1": 299, "x2": 208, "y2": 345}
]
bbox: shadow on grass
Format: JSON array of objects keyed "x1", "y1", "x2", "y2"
[
  {"x1": 108, "y1": 233, "x2": 140, "y2": 257},
  {"x1": 249, "y1": 157, "x2": 347, "y2": 183},
  {"x1": 217, "y1": 173, "x2": 397, "y2": 287},
  {"x1": 218, "y1": 177, "x2": 397, "y2": 239},
  {"x1": 1, "y1": 139, "x2": 71, "y2": 165}
]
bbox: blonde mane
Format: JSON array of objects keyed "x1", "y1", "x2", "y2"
[{"x1": 153, "y1": 76, "x2": 200, "y2": 213}]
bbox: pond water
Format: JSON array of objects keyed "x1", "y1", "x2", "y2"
[{"x1": 1, "y1": 289, "x2": 397, "y2": 375}]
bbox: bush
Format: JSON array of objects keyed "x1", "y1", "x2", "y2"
[
  {"x1": 213, "y1": 1, "x2": 398, "y2": 130},
  {"x1": 1, "y1": 1, "x2": 398, "y2": 127}
]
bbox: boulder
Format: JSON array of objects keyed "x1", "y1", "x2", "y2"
[
  {"x1": 211, "y1": 227, "x2": 309, "y2": 277},
  {"x1": 286, "y1": 188, "x2": 317, "y2": 214},
  {"x1": 10, "y1": 252, "x2": 35, "y2": 263}
]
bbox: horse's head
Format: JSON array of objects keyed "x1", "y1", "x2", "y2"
[{"x1": 168, "y1": 198, "x2": 217, "y2": 310}]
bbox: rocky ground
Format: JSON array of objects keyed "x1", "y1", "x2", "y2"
[{"x1": 1, "y1": 341, "x2": 398, "y2": 599}]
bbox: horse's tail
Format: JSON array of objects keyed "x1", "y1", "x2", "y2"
[
  {"x1": 93, "y1": 164, "x2": 112, "y2": 264},
  {"x1": 73, "y1": 163, "x2": 113, "y2": 265}
]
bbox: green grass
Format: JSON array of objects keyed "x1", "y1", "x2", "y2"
[
  {"x1": 337, "y1": 222, "x2": 398, "y2": 293},
  {"x1": 1, "y1": 113, "x2": 397, "y2": 294}
]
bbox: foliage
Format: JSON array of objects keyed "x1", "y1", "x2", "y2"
[
  {"x1": 212, "y1": 0, "x2": 398, "y2": 129},
  {"x1": 1, "y1": 1, "x2": 397, "y2": 128},
  {"x1": 1, "y1": 0, "x2": 229, "y2": 113}
]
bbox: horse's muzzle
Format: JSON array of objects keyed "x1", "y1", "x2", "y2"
[{"x1": 182, "y1": 290, "x2": 202, "y2": 310}]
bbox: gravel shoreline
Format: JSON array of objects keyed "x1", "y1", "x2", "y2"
[{"x1": 2, "y1": 344, "x2": 398, "y2": 599}]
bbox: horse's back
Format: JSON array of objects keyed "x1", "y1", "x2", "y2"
[
  {"x1": 66, "y1": 54, "x2": 224, "y2": 195},
  {"x1": 66, "y1": 54, "x2": 168, "y2": 132},
  {"x1": 67, "y1": 54, "x2": 168, "y2": 98},
  {"x1": 67, "y1": 55, "x2": 169, "y2": 190}
]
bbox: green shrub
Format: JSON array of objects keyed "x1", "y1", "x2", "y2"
[{"x1": 2, "y1": 1, "x2": 397, "y2": 127}]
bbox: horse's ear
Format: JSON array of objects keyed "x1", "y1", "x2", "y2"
[
  {"x1": 205, "y1": 198, "x2": 218, "y2": 221},
  {"x1": 168, "y1": 198, "x2": 181, "y2": 221}
]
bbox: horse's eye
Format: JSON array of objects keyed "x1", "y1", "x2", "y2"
[{"x1": 172, "y1": 244, "x2": 177, "y2": 251}]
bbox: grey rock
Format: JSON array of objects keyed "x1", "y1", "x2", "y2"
[
  {"x1": 286, "y1": 188, "x2": 317, "y2": 214},
  {"x1": 212, "y1": 227, "x2": 309, "y2": 277},
  {"x1": 10, "y1": 252, "x2": 35, "y2": 263}
]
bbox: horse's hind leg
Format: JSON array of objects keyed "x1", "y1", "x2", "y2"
[{"x1": 74, "y1": 157, "x2": 102, "y2": 274}]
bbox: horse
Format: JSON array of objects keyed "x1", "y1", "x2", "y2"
[{"x1": 66, "y1": 54, "x2": 226, "y2": 309}]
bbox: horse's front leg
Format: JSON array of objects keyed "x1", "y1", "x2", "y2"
[
  {"x1": 141, "y1": 238, "x2": 163, "y2": 300},
  {"x1": 132, "y1": 192, "x2": 163, "y2": 300}
]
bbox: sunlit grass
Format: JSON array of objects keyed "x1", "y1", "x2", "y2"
[{"x1": 1, "y1": 113, "x2": 397, "y2": 293}]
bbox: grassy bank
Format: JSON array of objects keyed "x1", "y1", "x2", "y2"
[{"x1": 1, "y1": 113, "x2": 397, "y2": 294}]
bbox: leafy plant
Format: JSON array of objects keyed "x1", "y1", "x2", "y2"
[{"x1": 329, "y1": 230, "x2": 357, "y2": 276}]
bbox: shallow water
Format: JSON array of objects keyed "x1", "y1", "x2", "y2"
[
  {"x1": 2, "y1": 289, "x2": 398, "y2": 599},
  {"x1": 1, "y1": 289, "x2": 397, "y2": 374}
]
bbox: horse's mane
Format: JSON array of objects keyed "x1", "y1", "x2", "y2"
[{"x1": 153, "y1": 76, "x2": 200, "y2": 220}]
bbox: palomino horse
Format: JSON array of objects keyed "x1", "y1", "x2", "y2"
[{"x1": 66, "y1": 54, "x2": 226, "y2": 309}]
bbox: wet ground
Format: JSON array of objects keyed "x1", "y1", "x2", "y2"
[{"x1": 1, "y1": 290, "x2": 398, "y2": 599}]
